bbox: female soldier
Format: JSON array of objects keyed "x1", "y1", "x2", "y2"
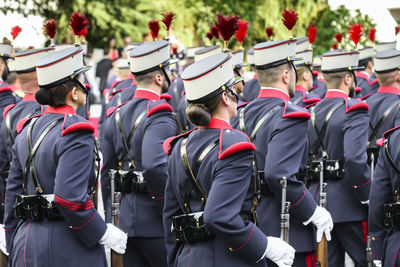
[
  {"x1": 163, "y1": 53, "x2": 295, "y2": 267},
  {"x1": 4, "y1": 46, "x2": 127, "y2": 267},
  {"x1": 0, "y1": 43, "x2": 17, "y2": 124}
]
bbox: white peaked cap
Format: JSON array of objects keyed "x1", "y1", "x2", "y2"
[
  {"x1": 129, "y1": 40, "x2": 170, "y2": 74},
  {"x1": 321, "y1": 51, "x2": 362, "y2": 73},
  {"x1": 231, "y1": 50, "x2": 244, "y2": 68},
  {"x1": 374, "y1": 50, "x2": 400, "y2": 73},
  {"x1": 14, "y1": 48, "x2": 54, "y2": 73},
  {"x1": 358, "y1": 46, "x2": 374, "y2": 61},
  {"x1": 247, "y1": 47, "x2": 254, "y2": 65},
  {"x1": 254, "y1": 39, "x2": 297, "y2": 69},
  {"x1": 295, "y1": 49, "x2": 313, "y2": 67},
  {"x1": 194, "y1": 46, "x2": 221, "y2": 62},
  {"x1": 296, "y1": 37, "x2": 309, "y2": 53},
  {"x1": 376, "y1": 42, "x2": 397, "y2": 53},
  {"x1": 186, "y1": 47, "x2": 204, "y2": 59},
  {"x1": 0, "y1": 43, "x2": 13, "y2": 58}
]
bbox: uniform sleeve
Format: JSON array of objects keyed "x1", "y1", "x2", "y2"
[
  {"x1": 141, "y1": 113, "x2": 179, "y2": 213},
  {"x1": 54, "y1": 131, "x2": 107, "y2": 248},
  {"x1": 265, "y1": 117, "x2": 317, "y2": 221},
  {"x1": 203, "y1": 150, "x2": 268, "y2": 263},
  {"x1": 0, "y1": 124, "x2": 10, "y2": 216},
  {"x1": 343, "y1": 108, "x2": 371, "y2": 202},
  {"x1": 368, "y1": 148, "x2": 392, "y2": 261}
]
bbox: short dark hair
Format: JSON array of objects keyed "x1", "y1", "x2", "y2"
[
  {"x1": 323, "y1": 71, "x2": 348, "y2": 89},
  {"x1": 133, "y1": 69, "x2": 164, "y2": 85},
  {"x1": 256, "y1": 63, "x2": 291, "y2": 87}
]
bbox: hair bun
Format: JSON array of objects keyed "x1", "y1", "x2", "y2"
[
  {"x1": 186, "y1": 103, "x2": 211, "y2": 126},
  {"x1": 35, "y1": 88, "x2": 52, "y2": 105}
]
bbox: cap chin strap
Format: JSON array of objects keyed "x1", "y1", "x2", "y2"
[
  {"x1": 160, "y1": 66, "x2": 171, "y2": 88},
  {"x1": 288, "y1": 60, "x2": 298, "y2": 84},
  {"x1": 72, "y1": 77, "x2": 89, "y2": 94}
]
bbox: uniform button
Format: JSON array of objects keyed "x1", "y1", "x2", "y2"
[
  {"x1": 226, "y1": 130, "x2": 231, "y2": 133},
  {"x1": 152, "y1": 196, "x2": 155, "y2": 199},
  {"x1": 69, "y1": 226, "x2": 73, "y2": 229},
  {"x1": 229, "y1": 247, "x2": 233, "y2": 251},
  {"x1": 68, "y1": 114, "x2": 72, "y2": 117}
]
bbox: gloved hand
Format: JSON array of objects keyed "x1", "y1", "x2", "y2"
[
  {"x1": 0, "y1": 225, "x2": 8, "y2": 256},
  {"x1": 99, "y1": 223, "x2": 128, "y2": 254},
  {"x1": 265, "y1": 237, "x2": 295, "y2": 267},
  {"x1": 303, "y1": 206, "x2": 333, "y2": 242}
]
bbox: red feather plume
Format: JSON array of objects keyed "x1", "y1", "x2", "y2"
[
  {"x1": 161, "y1": 12, "x2": 175, "y2": 31},
  {"x1": 281, "y1": 9, "x2": 298, "y2": 31},
  {"x1": 332, "y1": 43, "x2": 338, "y2": 50},
  {"x1": 348, "y1": 24, "x2": 363, "y2": 46},
  {"x1": 43, "y1": 19, "x2": 56, "y2": 39},
  {"x1": 79, "y1": 27, "x2": 87, "y2": 37},
  {"x1": 171, "y1": 45, "x2": 178, "y2": 55},
  {"x1": 215, "y1": 14, "x2": 240, "y2": 42},
  {"x1": 211, "y1": 25, "x2": 219, "y2": 40},
  {"x1": 235, "y1": 19, "x2": 248, "y2": 44},
  {"x1": 308, "y1": 25, "x2": 317, "y2": 44},
  {"x1": 206, "y1": 32, "x2": 213, "y2": 41},
  {"x1": 396, "y1": 25, "x2": 400, "y2": 35},
  {"x1": 266, "y1": 27, "x2": 274, "y2": 38},
  {"x1": 11, "y1": 26, "x2": 22, "y2": 40},
  {"x1": 334, "y1": 33, "x2": 342, "y2": 43},
  {"x1": 69, "y1": 12, "x2": 88, "y2": 36},
  {"x1": 148, "y1": 20, "x2": 160, "y2": 40},
  {"x1": 368, "y1": 28, "x2": 376, "y2": 42}
]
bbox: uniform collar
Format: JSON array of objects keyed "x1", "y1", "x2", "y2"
[
  {"x1": 45, "y1": 105, "x2": 76, "y2": 115},
  {"x1": 325, "y1": 89, "x2": 348, "y2": 99},
  {"x1": 257, "y1": 87, "x2": 290, "y2": 101},
  {"x1": 133, "y1": 88, "x2": 160, "y2": 101},
  {"x1": 378, "y1": 86, "x2": 400, "y2": 95},
  {"x1": 22, "y1": 94, "x2": 37, "y2": 102},
  {"x1": 199, "y1": 118, "x2": 232, "y2": 129},
  {"x1": 295, "y1": 85, "x2": 306, "y2": 92}
]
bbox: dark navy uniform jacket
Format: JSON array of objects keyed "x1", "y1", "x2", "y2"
[
  {"x1": 366, "y1": 86, "x2": 400, "y2": 149},
  {"x1": 369, "y1": 127, "x2": 400, "y2": 265},
  {"x1": 232, "y1": 88, "x2": 317, "y2": 253},
  {"x1": 4, "y1": 105, "x2": 107, "y2": 267},
  {"x1": 311, "y1": 74, "x2": 327, "y2": 98},
  {"x1": 356, "y1": 71, "x2": 380, "y2": 99},
  {"x1": 291, "y1": 85, "x2": 321, "y2": 108},
  {"x1": 242, "y1": 78, "x2": 260, "y2": 102},
  {"x1": 167, "y1": 77, "x2": 185, "y2": 112},
  {"x1": 176, "y1": 95, "x2": 195, "y2": 133},
  {"x1": 308, "y1": 90, "x2": 371, "y2": 223},
  {"x1": 101, "y1": 89, "x2": 178, "y2": 237},
  {"x1": 0, "y1": 85, "x2": 17, "y2": 125},
  {"x1": 163, "y1": 118, "x2": 268, "y2": 267}
]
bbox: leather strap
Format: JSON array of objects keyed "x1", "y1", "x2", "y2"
[
  {"x1": 384, "y1": 137, "x2": 400, "y2": 201},
  {"x1": 249, "y1": 104, "x2": 283, "y2": 141},
  {"x1": 369, "y1": 101, "x2": 400, "y2": 146},
  {"x1": 7, "y1": 107, "x2": 42, "y2": 145}
]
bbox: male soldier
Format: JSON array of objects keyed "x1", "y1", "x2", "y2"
[
  {"x1": 308, "y1": 51, "x2": 371, "y2": 266},
  {"x1": 234, "y1": 39, "x2": 333, "y2": 267},
  {"x1": 101, "y1": 40, "x2": 179, "y2": 266},
  {"x1": 242, "y1": 47, "x2": 261, "y2": 102},
  {"x1": 310, "y1": 55, "x2": 328, "y2": 98},
  {"x1": 0, "y1": 48, "x2": 53, "y2": 222},
  {"x1": 0, "y1": 43, "x2": 17, "y2": 124},
  {"x1": 231, "y1": 49, "x2": 246, "y2": 104},
  {"x1": 355, "y1": 46, "x2": 375, "y2": 98}
]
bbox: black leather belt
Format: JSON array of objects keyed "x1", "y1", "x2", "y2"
[
  {"x1": 108, "y1": 169, "x2": 148, "y2": 193},
  {"x1": 307, "y1": 160, "x2": 344, "y2": 181},
  {"x1": 384, "y1": 202, "x2": 400, "y2": 230},
  {"x1": 14, "y1": 194, "x2": 63, "y2": 221}
]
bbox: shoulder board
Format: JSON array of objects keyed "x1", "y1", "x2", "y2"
[
  {"x1": 356, "y1": 72, "x2": 369, "y2": 80},
  {"x1": 218, "y1": 128, "x2": 255, "y2": 160},
  {"x1": 237, "y1": 101, "x2": 250, "y2": 110},
  {"x1": 160, "y1": 93, "x2": 172, "y2": 101},
  {"x1": 109, "y1": 88, "x2": 125, "y2": 100},
  {"x1": 311, "y1": 85, "x2": 319, "y2": 90},
  {"x1": 147, "y1": 99, "x2": 173, "y2": 117},
  {"x1": 163, "y1": 129, "x2": 196, "y2": 155},
  {"x1": 317, "y1": 77, "x2": 325, "y2": 82},
  {"x1": 103, "y1": 88, "x2": 111, "y2": 97},
  {"x1": 61, "y1": 115, "x2": 94, "y2": 136},
  {"x1": 360, "y1": 93, "x2": 374, "y2": 101},
  {"x1": 181, "y1": 90, "x2": 186, "y2": 97},
  {"x1": 111, "y1": 80, "x2": 122, "y2": 89},
  {"x1": 16, "y1": 114, "x2": 43, "y2": 134},
  {"x1": 106, "y1": 101, "x2": 129, "y2": 118},
  {"x1": 370, "y1": 79, "x2": 379, "y2": 86},
  {"x1": 304, "y1": 102, "x2": 318, "y2": 110},
  {"x1": 3, "y1": 104, "x2": 16, "y2": 119},
  {"x1": 381, "y1": 126, "x2": 400, "y2": 145},
  {"x1": 283, "y1": 102, "x2": 311, "y2": 119},
  {"x1": 303, "y1": 92, "x2": 321, "y2": 104},
  {"x1": 355, "y1": 86, "x2": 362, "y2": 93},
  {"x1": 0, "y1": 86, "x2": 13, "y2": 93},
  {"x1": 345, "y1": 98, "x2": 369, "y2": 114}
]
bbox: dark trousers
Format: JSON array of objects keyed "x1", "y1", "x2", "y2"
[
  {"x1": 123, "y1": 237, "x2": 167, "y2": 267},
  {"x1": 328, "y1": 221, "x2": 368, "y2": 267},
  {"x1": 267, "y1": 252, "x2": 316, "y2": 267}
]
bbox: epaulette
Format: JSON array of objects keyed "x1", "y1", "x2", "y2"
[
  {"x1": 106, "y1": 101, "x2": 129, "y2": 117},
  {"x1": 218, "y1": 128, "x2": 255, "y2": 160},
  {"x1": 163, "y1": 129, "x2": 196, "y2": 155},
  {"x1": 360, "y1": 93, "x2": 374, "y2": 101},
  {"x1": 355, "y1": 87, "x2": 362, "y2": 94},
  {"x1": 356, "y1": 72, "x2": 369, "y2": 81},
  {"x1": 147, "y1": 99, "x2": 173, "y2": 117},
  {"x1": 3, "y1": 104, "x2": 16, "y2": 118},
  {"x1": 109, "y1": 88, "x2": 125, "y2": 101},
  {"x1": 103, "y1": 88, "x2": 111, "y2": 97},
  {"x1": 345, "y1": 98, "x2": 369, "y2": 114},
  {"x1": 111, "y1": 80, "x2": 122, "y2": 89},
  {"x1": 61, "y1": 115, "x2": 94, "y2": 136},
  {"x1": 181, "y1": 90, "x2": 186, "y2": 97},
  {"x1": 370, "y1": 79, "x2": 379, "y2": 86},
  {"x1": 16, "y1": 115, "x2": 43, "y2": 134},
  {"x1": 237, "y1": 101, "x2": 250, "y2": 110},
  {"x1": 160, "y1": 93, "x2": 172, "y2": 101},
  {"x1": 382, "y1": 126, "x2": 400, "y2": 142},
  {"x1": 303, "y1": 92, "x2": 321, "y2": 104},
  {"x1": 0, "y1": 86, "x2": 13, "y2": 93},
  {"x1": 283, "y1": 102, "x2": 311, "y2": 119}
]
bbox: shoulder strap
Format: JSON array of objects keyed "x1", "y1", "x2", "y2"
[
  {"x1": 384, "y1": 137, "x2": 400, "y2": 201},
  {"x1": 311, "y1": 100, "x2": 344, "y2": 159},
  {"x1": 250, "y1": 104, "x2": 283, "y2": 141},
  {"x1": 239, "y1": 106, "x2": 247, "y2": 134},
  {"x1": 369, "y1": 101, "x2": 400, "y2": 146},
  {"x1": 293, "y1": 96, "x2": 302, "y2": 105},
  {"x1": 6, "y1": 106, "x2": 42, "y2": 146}
]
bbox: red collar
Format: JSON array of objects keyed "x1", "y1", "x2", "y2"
[
  {"x1": 295, "y1": 85, "x2": 306, "y2": 92},
  {"x1": 22, "y1": 94, "x2": 37, "y2": 102},
  {"x1": 45, "y1": 105, "x2": 76, "y2": 115},
  {"x1": 257, "y1": 88, "x2": 290, "y2": 101},
  {"x1": 199, "y1": 118, "x2": 232, "y2": 129},
  {"x1": 378, "y1": 86, "x2": 400, "y2": 95},
  {"x1": 325, "y1": 90, "x2": 348, "y2": 99},
  {"x1": 133, "y1": 89, "x2": 160, "y2": 101}
]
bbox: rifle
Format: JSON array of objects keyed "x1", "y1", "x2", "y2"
[
  {"x1": 110, "y1": 170, "x2": 123, "y2": 267},
  {"x1": 0, "y1": 251, "x2": 7, "y2": 267},
  {"x1": 366, "y1": 235, "x2": 374, "y2": 267},
  {"x1": 316, "y1": 161, "x2": 328, "y2": 267},
  {"x1": 280, "y1": 177, "x2": 290, "y2": 243},
  {"x1": 370, "y1": 151, "x2": 375, "y2": 180}
]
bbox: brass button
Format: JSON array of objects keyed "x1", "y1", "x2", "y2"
[
  {"x1": 229, "y1": 247, "x2": 233, "y2": 251},
  {"x1": 152, "y1": 196, "x2": 155, "y2": 199}
]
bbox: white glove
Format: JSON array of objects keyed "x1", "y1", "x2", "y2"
[
  {"x1": 99, "y1": 223, "x2": 127, "y2": 254},
  {"x1": 303, "y1": 206, "x2": 333, "y2": 242},
  {"x1": 0, "y1": 225, "x2": 8, "y2": 256},
  {"x1": 265, "y1": 237, "x2": 295, "y2": 267},
  {"x1": 361, "y1": 200, "x2": 369, "y2": 205}
]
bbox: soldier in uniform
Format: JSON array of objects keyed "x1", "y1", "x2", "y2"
[
  {"x1": 0, "y1": 43, "x2": 17, "y2": 124},
  {"x1": 242, "y1": 47, "x2": 261, "y2": 102},
  {"x1": 231, "y1": 49, "x2": 246, "y2": 105},
  {"x1": 308, "y1": 51, "x2": 371, "y2": 266},
  {"x1": 233, "y1": 39, "x2": 333, "y2": 267},
  {"x1": 101, "y1": 40, "x2": 179, "y2": 266},
  {"x1": 163, "y1": 52, "x2": 295, "y2": 267},
  {"x1": 0, "y1": 47, "x2": 53, "y2": 222},
  {"x1": 355, "y1": 46, "x2": 375, "y2": 98},
  {"x1": 4, "y1": 46, "x2": 127, "y2": 266},
  {"x1": 310, "y1": 56, "x2": 327, "y2": 99}
]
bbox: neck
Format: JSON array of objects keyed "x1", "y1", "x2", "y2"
[
  {"x1": 296, "y1": 82, "x2": 310, "y2": 91},
  {"x1": 365, "y1": 67, "x2": 373, "y2": 76},
  {"x1": 136, "y1": 83, "x2": 162, "y2": 95},
  {"x1": 20, "y1": 81, "x2": 40, "y2": 95}
]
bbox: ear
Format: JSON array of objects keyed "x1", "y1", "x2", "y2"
[
  {"x1": 221, "y1": 91, "x2": 230, "y2": 106},
  {"x1": 154, "y1": 73, "x2": 163, "y2": 86},
  {"x1": 344, "y1": 73, "x2": 352, "y2": 86},
  {"x1": 71, "y1": 87, "x2": 79, "y2": 101},
  {"x1": 367, "y1": 61, "x2": 373, "y2": 69},
  {"x1": 282, "y1": 69, "x2": 290, "y2": 84}
]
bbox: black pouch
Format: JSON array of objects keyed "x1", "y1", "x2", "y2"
[
  {"x1": 324, "y1": 160, "x2": 344, "y2": 179},
  {"x1": 14, "y1": 195, "x2": 63, "y2": 221},
  {"x1": 384, "y1": 202, "x2": 400, "y2": 230},
  {"x1": 258, "y1": 171, "x2": 273, "y2": 195},
  {"x1": 171, "y1": 212, "x2": 215, "y2": 244}
]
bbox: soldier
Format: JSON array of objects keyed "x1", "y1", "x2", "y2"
[
  {"x1": 242, "y1": 47, "x2": 261, "y2": 102},
  {"x1": 310, "y1": 55, "x2": 327, "y2": 98},
  {"x1": 231, "y1": 49, "x2": 246, "y2": 104},
  {"x1": 163, "y1": 52, "x2": 295, "y2": 267},
  {"x1": 101, "y1": 40, "x2": 179, "y2": 266},
  {"x1": 308, "y1": 50, "x2": 371, "y2": 266},
  {"x1": 0, "y1": 43, "x2": 17, "y2": 124},
  {"x1": 233, "y1": 39, "x2": 333, "y2": 267},
  {"x1": 355, "y1": 47, "x2": 375, "y2": 98},
  {"x1": 4, "y1": 46, "x2": 127, "y2": 266}
]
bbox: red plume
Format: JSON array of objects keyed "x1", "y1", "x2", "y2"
[
  {"x1": 161, "y1": 12, "x2": 175, "y2": 31},
  {"x1": 43, "y1": 19, "x2": 56, "y2": 39},
  {"x1": 334, "y1": 33, "x2": 342, "y2": 43},
  {"x1": 348, "y1": 24, "x2": 363, "y2": 47},
  {"x1": 332, "y1": 43, "x2": 338, "y2": 50},
  {"x1": 368, "y1": 28, "x2": 376, "y2": 42},
  {"x1": 396, "y1": 25, "x2": 400, "y2": 35},
  {"x1": 266, "y1": 27, "x2": 274, "y2": 38},
  {"x1": 211, "y1": 26, "x2": 219, "y2": 40},
  {"x1": 281, "y1": 9, "x2": 298, "y2": 31},
  {"x1": 235, "y1": 19, "x2": 248, "y2": 44},
  {"x1": 308, "y1": 25, "x2": 317, "y2": 44},
  {"x1": 171, "y1": 45, "x2": 178, "y2": 55},
  {"x1": 79, "y1": 27, "x2": 87, "y2": 38},
  {"x1": 206, "y1": 32, "x2": 213, "y2": 41},
  {"x1": 215, "y1": 14, "x2": 240, "y2": 42},
  {"x1": 69, "y1": 12, "x2": 88, "y2": 36},
  {"x1": 11, "y1": 26, "x2": 22, "y2": 40},
  {"x1": 148, "y1": 20, "x2": 160, "y2": 40}
]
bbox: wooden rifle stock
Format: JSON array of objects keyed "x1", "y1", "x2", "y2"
[
  {"x1": 0, "y1": 250, "x2": 7, "y2": 267},
  {"x1": 110, "y1": 170, "x2": 123, "y2": 267},
  {"x1": 316, "y1": 234, "x2": 328, "y2": 267}
]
